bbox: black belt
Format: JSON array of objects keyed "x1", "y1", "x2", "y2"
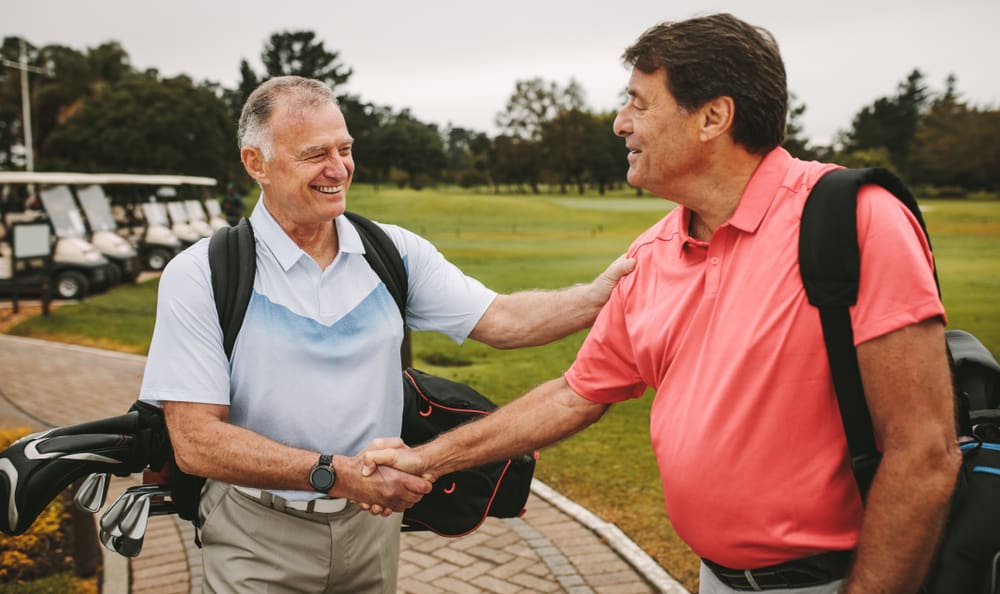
[{"x1": 703, "y1": 551, "x2": 853, "y2": 591}]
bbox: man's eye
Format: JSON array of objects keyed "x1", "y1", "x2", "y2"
[{"x1": 306, "y1": 154, "x2": 325, "y2": 161}]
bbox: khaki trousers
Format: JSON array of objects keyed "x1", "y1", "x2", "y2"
[{"x1": 199, "y1": 479, "x2": 402, "y2": 593}]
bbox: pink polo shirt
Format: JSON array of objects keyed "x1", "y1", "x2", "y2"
[{"x1": 565, "y1": 148, "x2": 945, "y2": 569}]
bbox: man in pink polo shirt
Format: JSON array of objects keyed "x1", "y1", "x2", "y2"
[{"x1": 365, "y1": 13, "x2": 960, "y2": 593}]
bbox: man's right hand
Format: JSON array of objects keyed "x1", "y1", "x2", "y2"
[
  {"x1": 337, "y1": 438, "x2": 432, "y2": 516},
  {"x1": 360, "y1": 444, "x2": 433, "y2": 483}
]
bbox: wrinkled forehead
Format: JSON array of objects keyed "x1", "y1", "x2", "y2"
[{"x1": 271, "y1": 101, "x2": 352, "y2": 149}]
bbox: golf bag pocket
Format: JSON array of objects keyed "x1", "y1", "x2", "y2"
[{"x1": 400, "y1": 367, "x2": 536, "y2": 536}]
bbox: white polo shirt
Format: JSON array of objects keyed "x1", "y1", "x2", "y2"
[{"x1": 140, "y1": 200, "x2": 496, "y2": 500}]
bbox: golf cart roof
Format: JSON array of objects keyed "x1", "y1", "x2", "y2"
[
  {"x1": 0, "y1": 171, "x2": 217, "y2": 187},
  {"x1": 0, "y1": 171, "x2": 106, "y2": 186}
]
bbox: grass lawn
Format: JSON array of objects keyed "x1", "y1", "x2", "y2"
[{"x1": 5, "y1": 185, "x2": 998, "y2": 592}]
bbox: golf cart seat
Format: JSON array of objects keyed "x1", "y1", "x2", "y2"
[{"x1": 0, "y1": 401, "x2": 168, "y2": 535}]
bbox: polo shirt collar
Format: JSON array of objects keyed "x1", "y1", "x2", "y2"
[
  {"x1": 669, "y1": 147, "x2": 794, "y2": 243},
  {"x1": 249, "y1": 196, "x2": 366, "y2": 272},
  {"x1": 726, "y1": 147, "x2": 793, "y2": 234}
]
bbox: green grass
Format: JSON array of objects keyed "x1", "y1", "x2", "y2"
[{"x1": 6, "y1": 186, "x2": 998, "y2": 592}]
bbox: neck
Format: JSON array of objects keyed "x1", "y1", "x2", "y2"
[
  {"x1": 287, "y1": 222, "x2": 339, "y2": 269},
  {"x1": 263, "y1": 199, "x2": 340, "y2": 269},
  {"x1": 679, "y1": 148, "x2": 766, "y2": 241}
]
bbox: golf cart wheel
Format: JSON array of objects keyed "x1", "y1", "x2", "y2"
[
  {"x1": 107, "y1": 263, "x2": 123, "y2": 286},
  {"x1": 146, "y1": 248, "x2": 171, "y2": 271},
  {"x1": 54, "y1": 270, "x2": 90, "y2": 300}
]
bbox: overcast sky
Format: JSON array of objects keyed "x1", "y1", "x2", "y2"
[{"x1": 6, "y1": 0, "x2": 1000, "y2": 146}]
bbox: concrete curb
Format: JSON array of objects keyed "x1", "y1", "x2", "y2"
[{"x1": 530, "y1": 479, "x2": 689, "y2": 593}]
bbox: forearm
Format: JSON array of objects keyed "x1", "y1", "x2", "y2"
[
  {"x1": 470, "y1": 255, "x2": 634, "y2": 349},
  {"x1": 845, "y1": 319, "x2": 961, "y2": 592},
  {"x1": 416, "y1": 377, "x2": 607, "y2": 480},
  {"x1": 165, "y1": 402, "x2": 318, "y2": 491},
  {"x1": 843, "y1": 444, "x2": 958, "y2": 593},
  {"x1": 472, "y1": 286, "x2": 605, "y2": 349},
  {"x1": 167, "y1": 403, "x2": 431, "y2": 509}
]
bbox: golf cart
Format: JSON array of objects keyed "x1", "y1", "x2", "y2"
[
  {"x1": 175, "y1": 200, "x2": 213, "y2": 238},
  {"x1": 67, "y1": 183, "x2": 142, "y2": 284},
  {"x1": 203, "y1": 198, "x2": 229, "y2": 231},
  {"x1": 98, "y1": 174, "x2": 207, "y2": 271},
  {"x1": 0, "y1": 172, "x2": 112, "y2": 300},
  {"x1": 144, "y1": 196, "x2": 201, "y2": 249}
]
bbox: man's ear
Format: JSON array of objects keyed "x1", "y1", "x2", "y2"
[
  {"x1": 699, "y1": 96, "x2": 735, "y2": 143},
  {"x1": 241, "y1": 146, "x2": 267, "y2": 184}
]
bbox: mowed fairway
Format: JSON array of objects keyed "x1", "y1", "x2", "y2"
[{"x1": 7, "y1": 186, "x2": 998, "y2": 591}]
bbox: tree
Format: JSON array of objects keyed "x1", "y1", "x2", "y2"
[
  {"x1": 495, "y1": 78, "x2": 586, "y2": 141},
  {"x1": 542, "y1": 109, "x2": 602, "y2": 194},
  {"x1": 491, "y1": 134, "x2": 543, "y2": 193},
  {"x1": 43, "y1": 73, "x2": 239, "y2": 182},
  {"x1": 783, "y1": 92, "x2": 819, "y2": 160},
  {"x1": 0, "y1": 38, "x2": 133, "y2": 170},
  {"x1": 588, "y1": 111, "x2": 626, "y2": 195},
  {"x1": 910, "y1": 81, "x2": 1000, "y2": 192},
  {"x1": 338, "y1": 93, "x2": 393, "y2": 183},
  {"x1": 370, "y1": 112, "x2": 446, "y2": 189},
  {"x1": 225, "y1": 31, "x2": 354, "y2": 127},
  {"x1": 224, "y1": 59, "x2": 260, "y2": 122},
  {"x1": 442, "y1": 126, "x2": 493, "y2": 187},
  {"x1": 842, "y1": 69, "x2": 930, "y2": 176},
  {"x1": 260, "y1": 31, "x2": 352, "y2": 90}
]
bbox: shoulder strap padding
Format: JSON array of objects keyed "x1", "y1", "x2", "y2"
[
  {"x1": 344, "y1": 211, "x2": 407, "y2": 320},
  {"x1": 208, "y1": 218, "x2": 256, "y2": 359},
  {"x1": 799, "y1": 167, "x2": 929, "y2": 309}
]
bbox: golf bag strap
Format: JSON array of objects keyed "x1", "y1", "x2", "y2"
[
  {"x1": 343, "y1": 211, "x2": 408, "y2": 321},
  {"x1": 799, "y1": 167, "x2": 937, "y2": 500},
  {"x1": 208, "y1": 213, "x2": 407, "y2": 360},
  {"x1": 209, "y1": 218, "x2": 257, "y2": 359}
]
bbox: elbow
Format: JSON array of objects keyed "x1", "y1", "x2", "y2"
[
  {"x1": 170, "y1": 435, "x2": 203, "y2": 476},
  {"x1": 889, "y1": 438, "x2": 961, "y2": 499}
]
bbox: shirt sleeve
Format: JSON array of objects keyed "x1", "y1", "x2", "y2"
[
  {"x1": 381, "y1": 224, "x2": 498, "y2": 344},
  {"x1": 850, "y1": 184, "x2": 946, "y2": 345},
  {"x1": 139, "y1": 241, "x2": 233, "y2": 406},
  {"x1": 565, "y1": 280, "x2": 646, "y2": 403}
]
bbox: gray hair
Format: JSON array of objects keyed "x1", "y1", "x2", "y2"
[{"x1": 237, "y1": 76, "x2": 339, "y2": 160}]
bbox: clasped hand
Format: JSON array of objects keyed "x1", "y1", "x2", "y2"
[{"x1": 348, "y1": 438, "x2": 432, "y2": 517}]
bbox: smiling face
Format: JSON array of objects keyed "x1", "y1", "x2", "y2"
[
  {"x1": 613, "y1": 68, "x2": 704, "y2": 197},
  {"x1": 242, "y1": 97, "x2": 354, "y2": 227}
]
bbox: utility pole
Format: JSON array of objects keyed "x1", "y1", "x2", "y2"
[
  {"x1": 1, "y1": 38, "x2": 49, "y2": 172},
  {"x1": 2, "y1": 38, "x2": 50, "y2": 204}
]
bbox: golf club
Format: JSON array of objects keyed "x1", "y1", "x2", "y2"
[{"x1": 74, "y1": 473, "x2": 110, "y2": 513}]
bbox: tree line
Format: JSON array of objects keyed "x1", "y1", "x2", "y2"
[{"x1": 1, "y1": 31, "x2": 997, "y2": 196}]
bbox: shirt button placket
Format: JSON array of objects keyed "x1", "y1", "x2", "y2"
[{"x1": 704, "y1": 250, "x2": 723, "y2": 295}]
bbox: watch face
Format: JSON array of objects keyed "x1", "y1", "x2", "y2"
[{"x1": 310, "y1": 466, "x2": 335, "y2": 491}]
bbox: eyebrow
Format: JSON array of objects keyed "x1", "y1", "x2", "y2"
[{"x1": 297, "y1": 139, "x2": 354, "y2": 158}]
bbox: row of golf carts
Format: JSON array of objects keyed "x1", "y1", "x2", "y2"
[{"x1": 0, "y1": 172, "x2": 229, "y2": 301}]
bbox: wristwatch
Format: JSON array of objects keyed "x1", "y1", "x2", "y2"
[{"x1": 308, "y1": 454, "x2": 336, "y2": 493}]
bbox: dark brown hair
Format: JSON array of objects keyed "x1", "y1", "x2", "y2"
[{"x1": 622, "y1": 13, "x2": 787, "y2": 154}]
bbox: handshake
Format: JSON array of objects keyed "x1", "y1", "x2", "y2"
[{"x1": 347, "y1": 437, "x2": 437, "y2": 517}]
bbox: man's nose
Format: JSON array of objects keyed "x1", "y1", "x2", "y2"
[
  {"x1": 324, "y1": 155, "x2": 349, "y2": 179},
  {"x1": 613, "y1": 108, "x2": 631, "y2": 137}
]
